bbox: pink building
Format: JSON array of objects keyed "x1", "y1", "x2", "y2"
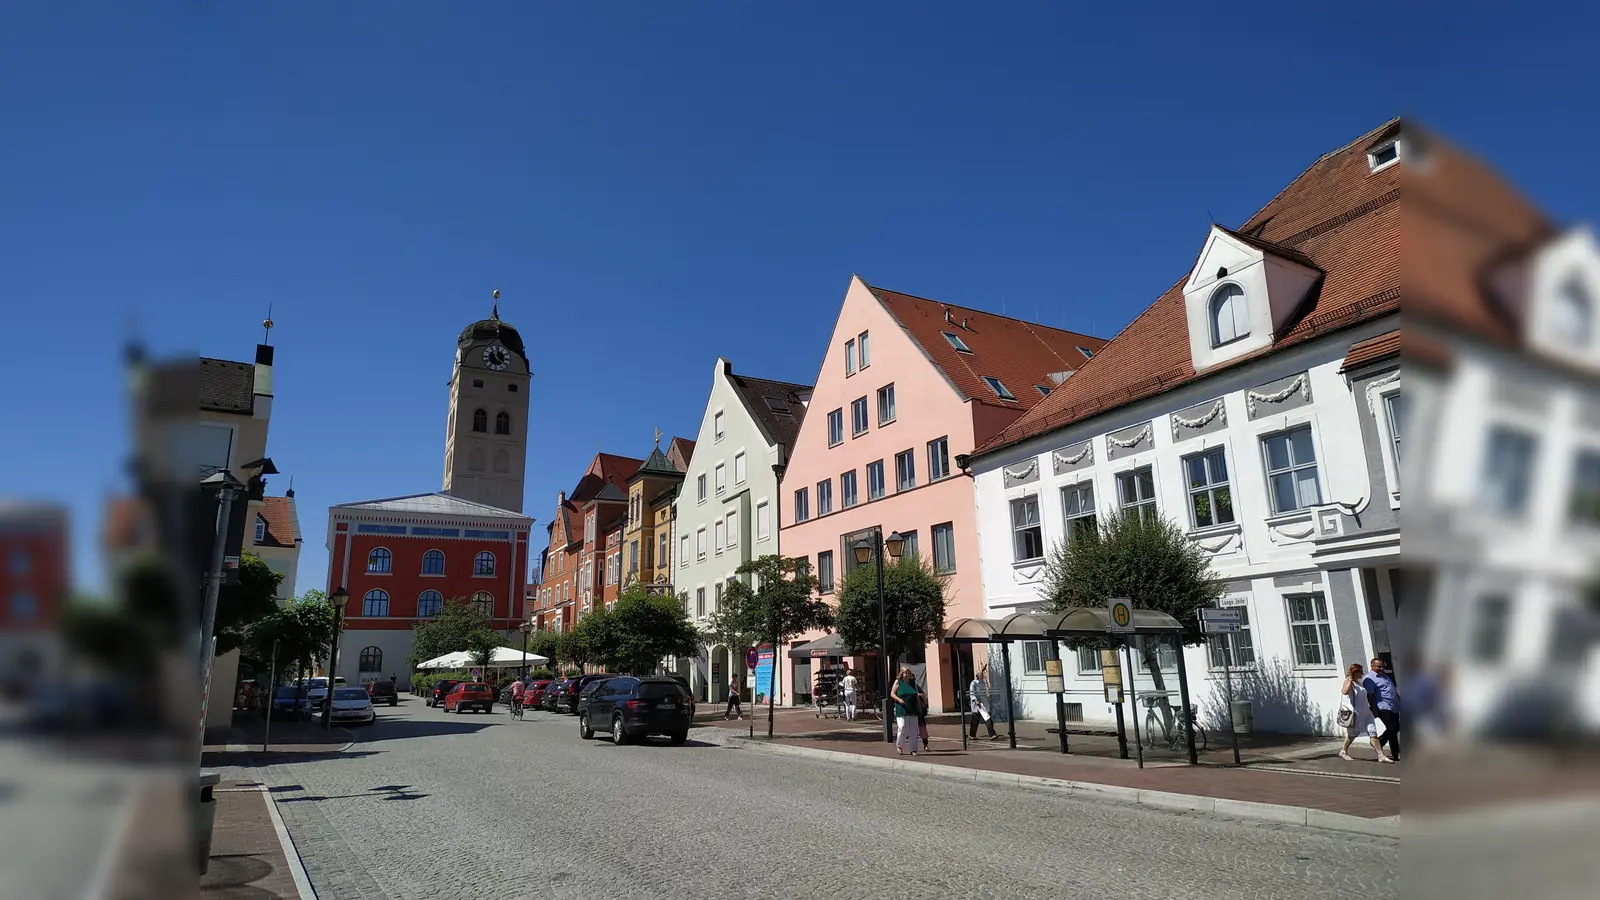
[{"x1": 779, "y1": 276, "x2": 1105, "y2": 711}]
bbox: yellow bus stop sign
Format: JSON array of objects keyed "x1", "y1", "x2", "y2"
[{"x1": 1108, "y1": 598, "x2": 1135, "y2": 633}]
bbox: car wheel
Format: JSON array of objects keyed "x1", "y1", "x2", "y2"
[
  {"x1": 612, "y1": 714, "x2": 629, "y2": 745},
  {"x1": 579, "y1": 713, "x2": 594, "y2": 740},
  {"x1": 669, "y1": 730, "x2": 688, "y2": 746}
]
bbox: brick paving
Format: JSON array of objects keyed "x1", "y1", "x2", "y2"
[{"x1": 200, "y1": 782, "x2": 306, "y2": 899}]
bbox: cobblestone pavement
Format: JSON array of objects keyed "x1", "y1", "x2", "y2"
[{"x1": 263, "y1": 699, "x2": 1398, "y2": 900}]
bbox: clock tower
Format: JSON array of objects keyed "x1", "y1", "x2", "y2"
[{"x1": 442, "y1": 291, "x2": 531, "y2": 513}]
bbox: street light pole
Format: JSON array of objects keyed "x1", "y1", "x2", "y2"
[
  {"x1": 198, "y1": 470, "x2": 244, "y2": 767},
  {"x1": 320, "y1": 587, "x2": 349, "y2": 729},
  {"x1": 520, "y1": 622, "x2": 532, "y2": 678},
  {"x1": 854, "y1": 528, "x2": 904, "y2": 744}
]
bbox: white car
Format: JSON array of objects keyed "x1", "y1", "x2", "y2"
[{"x1": 327, "y1": 687, "x2": 376, "y2": 725}]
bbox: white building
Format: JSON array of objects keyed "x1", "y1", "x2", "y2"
[
  {"x1": 671, "y1": 358, "x2": 811, "y2": 703},
  {"x1": 965, "y1": 120, "x2": 1405, "y2": 736}
]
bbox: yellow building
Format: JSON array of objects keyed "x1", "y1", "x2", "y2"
[{"x1": 625, "y1": 434, "x2": 693, "y2": 593}]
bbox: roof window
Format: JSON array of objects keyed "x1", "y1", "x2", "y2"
[
  {"x1": 1368, "y1": 139, "x2": 1401, "y2": 172},
  {"x1": 1076, "y1": 346, "x2": 1095, "y2": 359},
  {"x1": 1034, "y1": 385, "x2": 1051, "y2": 397},
  {"x1": 942, "y1": 332, "x2": 973, "y2": 353},
  {"x1": 982, "y1": 376, "x2": 1016, "y2": 401}
]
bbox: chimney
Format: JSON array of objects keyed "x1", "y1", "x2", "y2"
[
  {"x1": 558, "y1": 489, "x2": 566, "y2": 505},
  {"x1": 962, "y1": 317, "x2": 970, "y2": 330},
  {"x1": 944, "y1": 308, "x2": 954, "y2": 324},
  {"x1": 253, "y1": 344, "x2": 274, "y2": 397}
]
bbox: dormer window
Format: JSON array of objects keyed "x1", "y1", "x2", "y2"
[
  {"x1": 254, "y1": 516, "x2": 267, "y2": 544},
  {"x1": 1554, "y1": 279, "x2": 1594, "y2": 349},
  {"x1": 981, "y1": 376, "x2": 1016, "y2": 401},
  {"x1": 1368, "y1": 139, "x2": 1401, "y2": 172},
  {"x1": 1209, "y1": 284, "x2": 1249, "y2": 347},
  {"x1": 943, "y1": 332, "x2": 973, "y2": 353}
]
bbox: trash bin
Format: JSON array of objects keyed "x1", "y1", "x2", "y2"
[
  {"x1": 198, "y1": 771, "x2": 221, "y2": 874},
  {"x1": 1230, "y1": 700, "x2": 1254, "y2": 735}
]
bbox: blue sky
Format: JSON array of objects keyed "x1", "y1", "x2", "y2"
[{"x1": 1, "y1": 2, "x2": 1592, "y2": 595}]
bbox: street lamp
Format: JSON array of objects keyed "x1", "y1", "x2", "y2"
[
  {"x1": 320, "y1": 586, "x2": 349, "y2": 729},
  {"x1": 852, "y1": 528, "x2": 904, "y2": 743},
  {"x1": 198, "y1": 469, "x2": 245, "y2": 766},
  {"x1": 519, "y1": 621, "x2": 534, "y2": 678}
]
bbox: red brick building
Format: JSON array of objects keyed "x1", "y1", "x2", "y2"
[
  {"x1": 0, "y1": 501, "x2": 68, "y2": 683},
  {"x1": 533, "y1": 453, "x2": 641, "y2": 631},
  {"x1": 326, "y1": 493, "x2": 532, "y2": 687}
]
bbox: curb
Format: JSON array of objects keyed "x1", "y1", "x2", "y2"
[
  {"x1": 257, "y1": 784, "x2": 320, "y2": 900},
  {"x1": 699, "y1": 730, "x2": 1399, "y2": 838}
]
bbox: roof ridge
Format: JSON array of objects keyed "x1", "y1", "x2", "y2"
[{"x1": 1239, "y1": 117, "x2": 1401, "y2": 233}]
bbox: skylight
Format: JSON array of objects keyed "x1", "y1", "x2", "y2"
[
  {"x1": 764, "y1": 396, "x2": 791, "y2": 415},
  {"x1": 943, "y1": 331, "x2": 972, "y2": 353},
  {"x1": 1076, "y1": 346, "x2": 1095, "y2": 359},
  {"x1": 982, "y1": 376, "x2": 1016, "y2": 401},
  {"x1": 1035, "y1": 385, "x2": 1051, "y2": 397}
]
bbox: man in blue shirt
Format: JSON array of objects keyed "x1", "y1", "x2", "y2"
[{"x1": 1363, "y1": 657, "x2": 1401, "y2": 762}]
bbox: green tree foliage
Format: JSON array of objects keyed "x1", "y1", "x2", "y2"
[
  {"x1": 703, "y1": 585, "x2": 759, "y2": 657},
  {"x1": 467, "y1": 628, "x2": 503, "y2": 674},
  {"x1": 834, "y1": 553, "x2": 950, "y2": 664},
  {"x1": 573, "y1": 586, "x2": 701, "y2": 675},
  {"x1": 722, "y1": 555, "x2": 832, "y2": 650},
  {"x1": 213, "y1": 554, "x2": 284, "y2": 656},
  {"x1": 244, "y1": 590, "x2": 341, "y2": 684},
  {"x1": 407, "y1": 597, "x2": 502, "y2": 668},
  {"x1": 526, "y1": 628, "x2": 569, "y2": 670}
]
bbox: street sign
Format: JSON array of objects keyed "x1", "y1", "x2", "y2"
[
  {"x1": 1199, "y1": 608, "x2": 1242, "y2": 633},
  {"x1": 1107, "y1": 598, "x2": 1135, "y2": 633},
  {"x1": 746, "y1": 648, "x2": 758, "y2": 669},
  {"x1": 1044, "y1": 658, "x2": 1064, "y2": 694}
]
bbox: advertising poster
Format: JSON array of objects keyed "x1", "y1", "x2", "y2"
[{"x1": 754, "y1": 645, "x2": 775, "y2": 704}]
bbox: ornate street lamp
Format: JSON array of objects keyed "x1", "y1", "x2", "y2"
[
  {"x1": 320, "y1": 586, "x2": 349, "y2": 729},
  {"x1": 852, "y1": 528, "x2": 904, "y2": 742}
]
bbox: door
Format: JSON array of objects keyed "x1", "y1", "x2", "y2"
[
  {"x1": 596, "y1": 678, "x2": 634, "y2": 723},
  {"x1": 794, "y1": 659, "x2": 812, "y2": 705}
]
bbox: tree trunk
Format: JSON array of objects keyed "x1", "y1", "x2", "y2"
[{"x1": 1140, "y1": 638, "x2": 1176, "y2": 740}]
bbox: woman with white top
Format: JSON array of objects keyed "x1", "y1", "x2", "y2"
[
  {"x1": 839, "y1": 668, "x2": 858, "y2": 720},
  {"x1": 1339, "y1": 662, "x2": 1389, "y2": 762}
]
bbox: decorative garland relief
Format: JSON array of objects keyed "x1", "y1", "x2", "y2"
[
  {"x1": 1171, "y1": 399, "x2": 1226, "y2": 440},
  {"x1": 1246, "y1": 374, "x2": 1310, "y2": 416},
  {"x1": 1364, "y1": 370, "x2": 1400, "y2": 416},
  {"x1": 1106, "y1": 425, "x2": 1151, "y2": 457},
  {"x1": 1053, "y1": 443, "x2": 1093, "y2": 469},
  {"x1": 1003, "y1": 459, "x2": 1038, "y2": 482}
]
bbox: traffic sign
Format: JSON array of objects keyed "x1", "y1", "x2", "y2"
[
  {"x1": 746, "y1": 648, "x2": 758, "y2": 669},
  {"x1": 1107, "y1": 598, "x2": 1135, "y2": 633},
  {"x1": 1199, "y1": 608, "x2": 1242, "y2": 633}
]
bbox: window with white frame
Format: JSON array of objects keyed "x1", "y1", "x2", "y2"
[
  {"x1": 841, "y1": 470, "x2": 859, "y2": 508},
  {"x1": 680, "y1": 534, "x2": 689, "y2": 567},
  {"x1": 1184, "y1": 447, "x2": 1234, "y2": 529},
  {"x1": 928, "y1": 437, "x2": 950, "y2": 480},
  {"x1": 697, "y1": 474, "x2": 707, "y2": 503},
  {"x1": 1061, "y1": 483, "x2": 1096, "y2": 540},
  {"x1": 696, "y1": 587, "x2": 706, "y2": 618},
  {"x1": 817, "y1": 479, "x2": 833, "y2": 515},
  {"x1": 254, "y1": 516, "x2": 267, "y2": 544},
  {"x1": 1021, "y1": 641, "x2": 1049, "y2": 674},
  {"x1": 714, "y1": 410, "x2": 725, "y2": 441},
  {"x1": 1209, "y1": 283, "x2": 1249, "y2": 346},
  {"x1": 981, "y1": 376, "x2": 1016, "y2": 401},
  {"x1": 1262, "y1": 426, "x2": 1322, "y2": 515},
  {"x1": 714, "y1": 519, "x2": 725, "y2": 554},
  {"x1": 895, "y1": 449, "x2": 916, "y2": 491},
  {"x1": 1285, "y1": 593, "x2": 1336, "y2": 667},
  {"x1": 851, "y1": 397, "x2": 869, "y2": 436},
  {"x1": 1554, "y1": 279, "x2": 1594, "y2": 349},
  {"x1": 867, "y1": 460, "x2": 886, "y2": 501},
  {"x1": 696, "y1": 528, "x2": 707, "y2": 561},
  {"x1": 734, "y1": 451, "x2": 747, "y2": 485},
  {"x1": 726, "y1": 510, "x2": 740, "y2": 548},
  {"x1": 942, "y1": 331, "x2": 972, "y2": 353},
  {"x1": 362, "y1": 590, "x2": 389, "y2": 616},
  {"x1": 1011, "y1": 496, "x2": 1044, "y2": 562},
  {"x1": 900, "y1": 530, "x2": 919, "y2": 560},
  {"x1": 367, "y1": 548, "x2": 391, "y2": 574},
  {"x1": 827, "y1": 409, "x2": 844, "y2": 447},
  {"x1": 1076, "y1": 646, "x2": 1100, "y2": 674},
  {"x1": 858, "y1": 331, "x2": 870, "y2": 369},
  {"x1": 715, "y1": 462, "x2": 726, "y2": 494},
  {"x1": 817, "y1": 550, "x2": 835, "y2": 593},
  {"x1": 1116, "y1": 467, "x2": 1158, "y2": 522},
  {"x1": 1207, "y1": 604, "x2": 1255, "y2": 669},
  {"x1": 932, "y1": 522, "x2": 956, "y2": 574},
  {"x1": 1482, "y1": 425, "x2": 1537, "y2": 516},
  {"x1": 714, "y1": 581, "x2": 724, "y2": 613},
  {"x1": 877, "y1": 384, "x2": 895, "y2": 425},
  {"x1": 1470, "y1": 594, "x2": 1511, "y2": 663},
  {"x1": 794, "y1": 487, "x2": 810, "y2": 523},
  {"x1": 658, "y1": 532, "x2": 668, "y2": 566},
  {"x1": 756, "y1": 501, "x2": 771, "y2": 541},
  {"x1": 845, "y1": 339, "x2": 857, "y2": 376},
  {"x1": 1570, "y1": 449, "x2": 1600, "y2": 527}
]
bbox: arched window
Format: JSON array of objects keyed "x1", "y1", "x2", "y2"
[
  {"x1": 474, "y1": 551, "x2": 496, "y2": 576},
  {"x1": 492, "y1": 449, "x2": 510, "y2": 473},
  {"x1": 468, "y1": 448, "x2": 485, "y2": 472},
  {"x1": 495, "y1": 411, "x2": 511, "y2": 435},
  {"x1": 366, "y1": 548, "x2": 391, "y2": 574},
  {"x1": 362, "y1": 589, "x2": 390, "y2": 616},
  {"x1": 421, "y1": 549, "x2": 445, "y2": 575},
  {"x1": 1555, "y1": 279, "x2": 1594, "y2": 348},
  {"x1": 472, "y1": 591, "x2": 494, "y2": 619},
  {"x1": 358, "y1": 646, "x2": 383, "y2": 672},
  {"x1": 417, "y1": 590, "x2": 444, "y2": 617},
  {"x1": 472, "y1": 409, "x2": 488, "y2": 433},
  {"x1": 1208, "y1": 283, "x2": 1249, "y2": 347}
]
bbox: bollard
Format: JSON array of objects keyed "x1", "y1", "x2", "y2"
[{"x1": 198, "y1": 771, "x2": 222, "y2": 874}]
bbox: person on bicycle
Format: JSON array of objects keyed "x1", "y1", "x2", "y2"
[{"x1": 509, "y1": 678, "x2": 526, "y2": 715}]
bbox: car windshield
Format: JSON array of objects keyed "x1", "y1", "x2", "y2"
[
  {"x1": 639, "y1": 683, "x2": 682, "y2": 700},
  {"x1": 334, "y1": 688, "x2": 368, "y2": 700},
  {"x1": 275, "y1": 687, "x2": 302, "y2": 699},
  {"x1": 465, "y1": 683, "x2": 489, "y2": 691}
]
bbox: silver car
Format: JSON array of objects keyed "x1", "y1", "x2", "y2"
[{"x1": 327, "y1": 687, "x2": 376, "y2": 725}]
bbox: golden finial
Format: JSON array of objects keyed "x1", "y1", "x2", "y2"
[{"x1": 654, "y1": 427, "x2": 662, "y2": 448}]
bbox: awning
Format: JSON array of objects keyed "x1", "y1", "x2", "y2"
[
  {"x1": 788, "y1": 633, "x2": 851, "y2": 659},
  {"x1": 943, "y1": 606, "x2": 1184, "y2": 643}
]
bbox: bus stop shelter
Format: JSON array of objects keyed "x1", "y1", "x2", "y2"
[{"x1": 942, "y1": 607, "x2": 1196, "y2": 763}]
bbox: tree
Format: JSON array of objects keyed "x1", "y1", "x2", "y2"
[
  {"x1": 704, "y1": 585, "x2": 759, "y2": 660},
  {"x1": 244, "y1": 590, "x2": 341, "y2": 686},
  {"x1": 526, "y1": 628, "x2": 565, "y2": 670},
  {"x1": 723, "y1": 555, "x2": 833, "y2": 737},
  {"x1": 212, "y1": 554, "x2": 283, "y2": 656},
  {"x1": 578, "y1": 586, "x2": 701, "y2": 675},
  {"x1": 407, "y1": 597, "x2": 502, "y2": 668},
  {"x1": 466, "y1": 628, "x2": 502, "y2": 677},
  {"x1": 1041, "y1": 508, "x2": 1225, "y2": 733},
  {"x1": 834, "y1": 553, "x2": 950, "y2": 672}
]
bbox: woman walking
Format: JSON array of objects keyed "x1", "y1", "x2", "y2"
[
  {"x1": 840, "y1": 668, "x2": 859, "y2": 721},
  {"x1": 891, "y1": 668, "x2": 923, "y2": 755},
  {"x1": 1339, "y1": 662, "x2": 1389, "y2": 762},
  {"x1": 725, "y1": 678, "x2": 743, "y2": 720}
]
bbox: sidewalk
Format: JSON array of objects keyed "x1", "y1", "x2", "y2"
[{"x1": 199, "y1": 779, "x2": 316, "y2": 899}]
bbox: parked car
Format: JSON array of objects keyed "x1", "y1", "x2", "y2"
[
  {"x1": 667, "y1": 674, "x2": 697, "y2": 719},
  {"x1": 367, "y1": 680, "x2": 399, "y2": 706},
  {"x1": 525, "y1": 679, "x2": 554, "y2": 708},
  {"x1": 328, "y1": 687, "x2": 376, "y2": 725},
  {"x1": 267, "y1": 686, "x2": 312, "y2": 720},
  {"x1": 575, "y1": 677, "x2": 614, "y2": 718},
  {"x1": 428, "y1": 679, "x2": 462, "y2": 708},
  {"x1": 579, "y1": 676, "x2": 692, "y2": 745},
  {"x1": 542, "y1": 679, "x2": 568, "y2": 711},
  {"x1": 444, "y1": 682, "x2": 495, "y2": 714},
  {"x1": 556, "y1": 674, "x2": 613, "y2": 714}
]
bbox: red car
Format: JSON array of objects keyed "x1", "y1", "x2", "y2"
[
  {"x1": 522, "y1": 679, "x2": 554, "y2": 708},
  {"x1": 443, "y1": 682, "x2": 495, "y2": 714}
]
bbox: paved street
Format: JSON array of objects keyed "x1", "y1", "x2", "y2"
[{"x1": 255, "y1": 698, "x2": 1397, "y2": 900}]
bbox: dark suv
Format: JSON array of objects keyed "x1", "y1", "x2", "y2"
[
  {"x1": 574, "y1": 677, "x2": 614, "y2": 718},
  {"x1": 368, "y1": 681, "x2": 399, "y2": 707},
  {"x1": 542, "y1": 679, "x2": 568, "y2": 711},
  {"x1": 427, "y1": 679, "x2": 461, "y2": 708},
  {"x1": 556, "y1": 674, "x2": 612, "y2": 714},
  {"x1": 579, "y1": 676, "x2": 692, "y2": 745}
]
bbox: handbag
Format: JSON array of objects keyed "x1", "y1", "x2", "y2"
[{"x1": 1336, "y1": 707, "x2": 1356, "y2": 728}]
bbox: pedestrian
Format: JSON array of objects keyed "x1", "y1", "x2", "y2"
[
  {"x1": 968, "y1": 670, "x2": 999, "y2": 740},
  {"x1": 510, "y1": 677, "x2": 526, "y2": 714},
  {"x1": 1338, "y1": 662, "x2": 1386, "y2": 762},
  {"x1": 725, "y1": 679, "x2": 743, "y2": 720},
  {"x1": 1362, "y1": 657, "x2": 1401, "y2": 763},
  {"x1": 840, "y1": 668, "x2": 859, "y2": 720},
  {"x1": 891, "y1": 668, "x2": 922, "y2": 756}
]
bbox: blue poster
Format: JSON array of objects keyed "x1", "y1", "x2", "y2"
[{"x1": 754, "y1": 647, "x2": 775, "y2": 703}]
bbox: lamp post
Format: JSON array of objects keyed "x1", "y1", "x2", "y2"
[
  {"x1": 519, "y1": 621, "x2": 534, "y2": 678},
  {"x1": 853, "y1": 528, "x2": 904, "y2": 743},
  {"x1": 320, "y1": 587, "x2": 349, "y2": 729}
]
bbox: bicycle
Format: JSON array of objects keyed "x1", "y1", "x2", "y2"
[
  {"x1": 510, "y1": 694, "x2": 525, "y2": 721},
  {"x1": 1142, "y1": 698, "x2": 1208, "y2": 753}
]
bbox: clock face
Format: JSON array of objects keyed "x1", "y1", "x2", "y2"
[{"x1": 482, "y1": 345, "x2": 510, "y2": 371}]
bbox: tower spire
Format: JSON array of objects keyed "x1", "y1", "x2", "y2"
[{"x1": 491, "y1": 287, "x2": 500, "y2": 320}]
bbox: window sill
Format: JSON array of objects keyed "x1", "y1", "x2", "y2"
[
  {"x1": 1264, "y1": 508, "x2": 1316, "y2": 528},
  {"x1": 1011, "y1": 557, "x2": 1046, "y2": 569},
  {"x1": 473, "y1": 573, "x2": 497, "y2": 579},
  {"x1": 853, "y1": 431, "x2": 869, "y2": 439},
  {"x1": 420, "y1": 572, "x2": 446, "y2": 578},
  {"x1": 935, "y1": 568, "x2": 957, "y2": 577},
  {"x1": 828, "y1": 441, "x2": 843, "y2": 449},
  {"x1": 1188, "y1": 521, "x2": 1242, "y2": 540}
]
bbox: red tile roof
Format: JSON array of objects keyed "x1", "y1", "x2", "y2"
[
  {"x1": 975, "y1": 118, "x2": 1406, "y2": 456},
  {"x1": 866, "y1": 283, "x2": 1108, "y2": 412},
  {"x1": 255, "y1": 496, "x2": 298, "y2": 549},
  {"x1": 1340, "y1": 331, "x2": 1400, "y2": 372}
]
